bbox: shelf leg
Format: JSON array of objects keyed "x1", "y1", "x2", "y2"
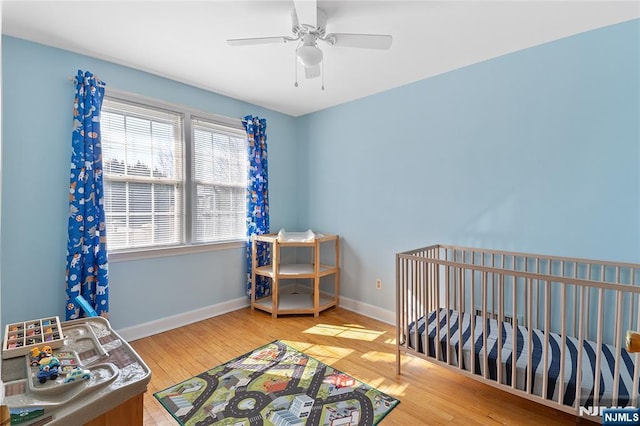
[
  {"x1": 272, "y1": 275, "x2": 278, "y2": 319},
  {"x1": 272, "y1": 240, "x2": 279, "y2": 318},
  {"x1": 314, "y1": 238, "x2": 320, "y2": 316}
]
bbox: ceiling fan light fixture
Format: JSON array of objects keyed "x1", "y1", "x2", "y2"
[{"x1": 297, "y1": 45, "x2": 323, "y2": 67}]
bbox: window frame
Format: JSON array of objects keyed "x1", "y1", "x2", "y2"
[
  {"x1": 191, "y1": 117, "x2": 249, "y2": 244},
  {"x1": 102, "y1": 88, "x2": 247, "y2": 262}
]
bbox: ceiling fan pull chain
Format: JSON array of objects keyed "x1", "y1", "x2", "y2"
[{"x1": 321, "y1": 60, "x2": 325, "y2": 91}]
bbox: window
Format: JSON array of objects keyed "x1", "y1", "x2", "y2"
[
  {"x1": 192, "y1": 118, "x2": 247, "y2": 243},
  {"x1": 101, "y1": 94, "x2": 247, "y2": 253}
]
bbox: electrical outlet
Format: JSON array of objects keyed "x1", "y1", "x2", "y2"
[{"x1": 376, "y1": 279, "x2": 382, "y2": 289}]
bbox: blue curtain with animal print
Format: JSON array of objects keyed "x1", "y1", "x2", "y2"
[
  {"x1": 244, "y1": 116, "x2": 271, "y2": 298},
  {"x1": 65, "y1": 70, "x2": 109, "y2": 320}
]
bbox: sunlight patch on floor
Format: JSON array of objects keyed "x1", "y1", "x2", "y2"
[
  {"x1": 280, "y1": 340, "x2": 355, "y2": 364},
  {"x1": 302, "y1": 323, "x2": 386, "y2": 341},
  {"x1": 276, "y1": 341, "x2": 410, "y2": 398},
  {"x1": 356, "y1": 373, "x2": 409, "y2": 398},
  {"x1": 373, "y1": 381, "x2": 409, "y2": 398},
  {"x1": 360, "y1": 350, "x2": 396, "y2": 363},
  {"x1": 401, "y1": 353, "x2": 438, "y2": 369}
]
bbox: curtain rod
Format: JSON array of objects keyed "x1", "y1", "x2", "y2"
[{"x1": 68, "y1": 76, "x2": 106, "y2": 87}]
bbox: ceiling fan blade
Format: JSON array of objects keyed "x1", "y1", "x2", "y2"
[
  {"x1": 227, "y1": 36, "x2": 290, "y2": 46},
  {"x1": 326, "y1": 33, "x2": 393, "y2": 50},
  {"x1": 305, "y1": 64, "x2": 321, "y2": 79},
  {"x1": 293, "y1": 0, "x2": 317, "y2": 28}
]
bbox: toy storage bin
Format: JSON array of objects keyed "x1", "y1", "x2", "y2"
[{"x1": 2, "y1": 316, "x2": 64, "y2": 359}]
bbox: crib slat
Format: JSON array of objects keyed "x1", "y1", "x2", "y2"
[
  {"x1": 395, "y1": 255, "x2": 401, "y2": 374},
  {"x1": 575, "y1": 285, "x2": 585, "y2": 410},
  {"x1": 614, "y1": 266, "x2": 621, "y2": 340},
  {"x1": 414, "y1": 257, "x2": 420, "y2": 359},
  {"x1": 492, "y1": 254, "x2": 496, "y2": 319},
  {"x1": 593, "y1": 287, "x2": 604, "y2": 408},
  {"x1": 542, "y1": 280, "x2": 550, "y2": 400},
  {"x1": 445, "y1": 265, "x2": 451, "y2": 365},
  {"x1": 483, "y1": 271, "x2": 489, "y2": 380},
  {"x1": 631, "y1": 268, "x2": 637, "y2": 332},
  {"x1": 526, "y1": 277, "x2": 533, "y2": 395},
  {"x1": 435, "y1": 261, "x2": 441, "y2": 362},
  {"x1": 613, "y1": 289, "x2": 623, "y2": 406},
  {"x1": 410, "y1": 256, "x2": 417, "y2": 359},
  {"x1": 631, "y1": 270, "x2": 640, "y2": 407},
  {"x1": 423, "y1": 258, "x2": 429, "y2": 362},
  {"x1": 498, "y1": 273, "x2": 503, "y2": 385},
  {"x1": 407, "y1": 256, "x2": 411, "y2": 352},
  {"x1": 470, "y1": 253, "x2": 476, "y2": 376},
  {"x1": 536, "y1": 258, "x2": 540, "y2": 329},
  {"x1": 428, "y1": 250, "x2": 433, "y2": 313},
  {"x1": 452, "y1": 250, "x2": 456, "y2": 309},
  {"x1": 629, "y1": 279, "x2": 635, "y2": 336},
  {"x1": 573, "y1": 263, "x2": 578, "y2": 337},
  {"x1": 458, "y1": 266, "x2": 464, "y2": 370},
  {"x1": 586, "y1": 264, "x2": 592, "y2": 339},
  {"x1": 558, "y1": 282, "x2": 566, "y2": 405},
  {"x1": 524, "y1": 257, "x2": 529, "y2": 329},
  {"x1": 634, "y1": 288, "x2": 640, "y2": 408},
  {"x1": 512, "y1": 275, "x2": 517, "y2": 390}
]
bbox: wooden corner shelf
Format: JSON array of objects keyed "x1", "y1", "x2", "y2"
[{"x1": 251, "y1": 233, "x2": 340, "y2": 318}]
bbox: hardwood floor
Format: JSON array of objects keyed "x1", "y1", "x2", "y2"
[{"x1": 130, "y1": 307, "x2": 594, "y2": 425}]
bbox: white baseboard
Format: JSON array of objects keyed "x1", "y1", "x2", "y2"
[
  {"x1": 281, "y1": 285, "x2": 395, "y2": 323},
  {"x1": 117, "y1": 297, "x2": 250, "y2": 342},
  {"x1": 275, "y1": 285, "x2": 395, "y2": 325},
  {"x1": 116, "y1": 295, "x2": 394, "y2": 342},
  {"x1": 338, "y1": 296, "x2": 395, "y2": 325}
]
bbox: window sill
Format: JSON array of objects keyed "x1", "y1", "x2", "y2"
[{"x1": 108, "y1": 240, "x2": 246, "y2": 263}]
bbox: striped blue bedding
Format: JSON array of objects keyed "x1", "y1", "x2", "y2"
[{"x1": 407, "y1": 309, "x2": 638, "y2": 408}]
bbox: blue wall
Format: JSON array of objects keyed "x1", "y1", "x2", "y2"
[
  {"x1": 2, "y1": 18, "x2": 639, "y2": 330},
  {"x1": 1, "y1": 36, "x2": 299, "y2": 329},
  {"x1": 298, "y1": 19, "x2": 640, "y2": 311}
]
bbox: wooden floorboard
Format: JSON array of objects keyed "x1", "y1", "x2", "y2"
[{"x1": 130, "y1": 307, "x2": 596, "y2": 425}]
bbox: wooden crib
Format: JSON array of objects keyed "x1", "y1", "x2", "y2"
[{"x1": 396, "y1": 244, "x2": 640, "y2": 421}]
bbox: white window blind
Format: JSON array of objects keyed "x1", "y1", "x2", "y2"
[
  {"x1": 101, "y1": 98, "x2": 184, "y2": 251},
  {"x1": 192, "y1": 118, "x2": 247, "y2": 243}
]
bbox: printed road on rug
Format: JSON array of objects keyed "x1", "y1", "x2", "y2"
[{"x1": 154, "y1": 340, "x2": 399, "y2": 425}]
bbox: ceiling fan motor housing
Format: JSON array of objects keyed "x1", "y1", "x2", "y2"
[{"x1": 291, "y1": 8, "x2": 327, "y2": 37}]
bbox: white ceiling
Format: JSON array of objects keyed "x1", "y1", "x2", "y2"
[{"x1": 2, "y1": 1, "x2": 639, "y2": 117}]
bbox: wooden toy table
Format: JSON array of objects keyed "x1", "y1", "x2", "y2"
[{"x1": 1, "y1": 316, "x2": 151, "y2": 425}]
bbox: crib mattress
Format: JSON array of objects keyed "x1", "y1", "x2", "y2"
[{"x1": 407, "y1": 309, "x2": 638, "y2": 408}]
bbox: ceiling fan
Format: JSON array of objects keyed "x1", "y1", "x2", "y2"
[{"x1": 227, "y1": 0, "x2": 393, "y2": 87}]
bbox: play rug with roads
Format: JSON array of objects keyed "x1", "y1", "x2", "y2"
[{"x1": 154, "y1": 340, "x2": 400, "y2": 425}]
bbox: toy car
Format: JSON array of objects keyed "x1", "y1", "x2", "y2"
[
  {"x1": 30, "y1": 347, "x2": 55, "y2": 367},
  {"x1": 29, "y1": 348, "x2": 43, "y2": 366},
  {"x1": 39, "y1": 356, "x2": 60, "y2": 369},
  {"x1": 64, "y1": 367, "x2": 91, "y2": 383},
  {"x1": 37, "y1": 365, "x2": 59, "y2": 383}
]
